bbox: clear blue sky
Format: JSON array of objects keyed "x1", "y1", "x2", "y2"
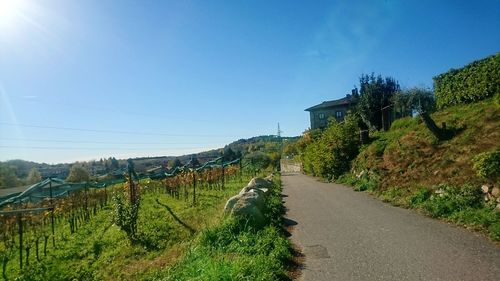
[{"x1": 1, "y1": 0, "x2": 499, "y2": 164}]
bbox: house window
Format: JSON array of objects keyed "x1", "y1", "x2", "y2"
[
  {"x1": 336, "y1": 111, "x2": 343, "y2": 118},
  {"x1": 318, "y1": 113, "x2": 325, "y2": 119}
]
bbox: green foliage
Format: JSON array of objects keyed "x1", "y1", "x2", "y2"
[
  {"x1": 0, "y1": 163, "x2": 20, "y2": 188},
  {"x1": 302, "y1": 115, "x2": 360, "y2": 179},
  {"x1": 433, "y1": 53, "x2": 500, "y2": 108},
  {"x1": 472, "y1": 150, "x2": 500, "y2": 181},
  {"x1": 8, "y1": 176, "x2": 252, "y2": 280},
  {"x1": 422, "y1": 184, "x2": 483, "y2": 218},
  {"x1": 488, "y1": 222, "x2": 500, "y2": 241},
  {"x1": 147, "y1": 225, "x2": 290, "y2": 281},
  {"x1": 66, "y1": 165, "x2": 90, "y2": 183},
  {"x1": 338, "y1": 173, "x2": 380, "y2": 192},
  {"x1": 449, "y1": 207, "x2": 499, "y2": 229},
  {"x1": 381, "y1": 187, "x2": 405, "y2": 203},
  {"x1": 26, "y1": 167, "x2": 42, "y2": 184},
  {"x1": 409, "y1": 187, "x2": 431, "y2": 208},
  {"x1": 145, "y1": 176, "x2": 291, "y2": 281},
  {"x1": 113, "y1": 191, "x2": 140, "y2": 242},
  {"x1": 244, "y1": 151, "x2": 271, "y2": 170},
  {"x1": 356, "y1": 73, "x2": 400, "y2": 130},
  {"x1": 393, "y1": 87, "x2": 436, "y2": 114}
]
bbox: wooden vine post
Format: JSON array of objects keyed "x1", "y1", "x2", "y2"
[
  {"x1": 17, "y1": 213, "x2": 23, "y2": 270},
  {"x1": 239, "y1": 158, "x2": 242, "y2": 183},
  {"x1": 49, "y1": 179, "x2": 55, "y2": 248},
  {"x1": 221, "y1": 161, "x2": 225, "y2": 189},
  {"x1": 192, "y1": 171, "x2": 196, "y2": 205},
  {"x1": 127, "y1": 159, "x2": 139, "y2": 239}
]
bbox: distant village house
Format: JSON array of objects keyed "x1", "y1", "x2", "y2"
[{"x1": 305, "y1": 92, "x2": 358, "y2": 130}]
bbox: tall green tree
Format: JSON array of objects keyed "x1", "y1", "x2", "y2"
[
  {"x1": 172, "y1": 158, "x2": 182, "y2": 168},
  {"x1": 66, "y1": 165, "x2": 90, "y2": 183},
  {"x1": 357, "y1": 73, "x2": 400, "y2": 130},
  {"x1": 0, "y1": 164, "x2": 20, "y2": 188},
  {"x1": 26, "y1": 167, "x2": 42, "y2": 184},
  {"x1": 223, "y1": 147, "x2": 236, "y2": 161},
  {"x1": 396, "y1": 87, "x2": 450, "y2": 141}
]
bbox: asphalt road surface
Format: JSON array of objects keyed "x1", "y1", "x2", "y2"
[{"x1": 282, "y1": 172, "x2": 500, "y2": 281}]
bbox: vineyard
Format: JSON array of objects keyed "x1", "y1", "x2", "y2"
[{"x1": 0, "y1": 157, "x2": 253, "y2": 280}]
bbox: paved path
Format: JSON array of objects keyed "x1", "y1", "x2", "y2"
[{"x1": 282, "y1": 173, "x2": 500, "y2": 281}]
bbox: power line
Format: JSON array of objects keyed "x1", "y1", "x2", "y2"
[
  {"x1": 0, "y1": 145, "x2": 219, "y2": 151},
  {"x1": 0, "y1": 122, "x2": 244, "y2": 138},
  {"x1": 0, "y1": 137, "x2": 224, "y2": 145}
]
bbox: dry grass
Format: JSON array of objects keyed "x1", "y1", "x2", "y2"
[{"x1": 355, "y1": 98, "x2": 500, "y2": 191}]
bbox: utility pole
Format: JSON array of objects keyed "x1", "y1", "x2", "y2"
[{"x1": 277, "y1": 123, "x2": 283, "y2": 172}]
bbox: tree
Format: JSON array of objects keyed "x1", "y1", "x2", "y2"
[
  {"x1": 396, "y1": 87, "x2": 449, "y2": 140},
  {"x1": 110, "y1": 157, "x2": 120, "y2": 170},
  {"x1": 191, "y1": 156, "x2": 200, "y2": 168},
  {"x1": 0, "y1": 164, "x2": 20, "y2": 188},
  {"x1": 357, "y1": 73, "x2": 400, "y2": 131},
  {"x1": 302, "y1": 115, "x2": 361, "y2": 179},
  {"x1": 66, "y1": 165, "x2": 90, "y2": 183},
  {"x1": 26, "y1": 167, "x2": 42, "y2": 184},
  {"x1": 172, "y1": 158, "x2": 182, "y2": 168},
  {"x1": 244, "y1": 152, "x2": 271, "y2": 170},
  {"x1": 223, "y1": 147, "x2": 236, "y2": 161}
]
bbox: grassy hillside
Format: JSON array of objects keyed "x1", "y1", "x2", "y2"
[
  {"x1": 339, "y1": 97, "x2": 500, "y2": 240},
  {"x1": 3, "y1": 175, "x2": 238, "y2": 280},
  {"x1": 3, "y1": 171, "x2": 292, "y2": 281},
  {"x1": 352, "y1": 98, "x2": 499, "y2": 189}
]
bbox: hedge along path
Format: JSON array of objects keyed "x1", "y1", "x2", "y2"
[{"x1": 433, "y1": 52, "x2": 499, "y2": 108}]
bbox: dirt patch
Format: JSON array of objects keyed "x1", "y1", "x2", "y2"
[
  {"x1": 287, "y1": 242, "x2": 305, "y2": 280},
  {"x1": 122, "y1": 243, "x2": 187, "y2": 279}
]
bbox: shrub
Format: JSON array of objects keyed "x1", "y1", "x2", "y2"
[
  {"x1": 409, "y1": 187, "x2": 431, "y2": 208},
  {"x1": 473, "y1": 150, "x2": 500, "y2": 181},
  {"x1": 302, "y1": 115, "x2": 360, "y2": 179},
  {"x1": 449, "y1": 207, "x2": 499, "y2": 228},
  {"x1": 422, "y1": 184, "x2": 483, "y2": 217},
  {"x1": 433, "y1": 53, "x2": 500, "y2": 108},
  {"x1": 488, "y1": 222, "x2": 500, "y2": 241},
  {"x1": 354, "y1": 177, "x2": 379, "y2": 192}
]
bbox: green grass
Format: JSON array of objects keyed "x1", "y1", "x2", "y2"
[
  {"x1": 3, "y1": 175, "x2": 256, "y2": 281},
  {"x1": 142, "y1": 176, "x2": 292, "y2": 281}
]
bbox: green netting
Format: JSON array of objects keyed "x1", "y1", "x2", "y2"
[{"x1": 0, "y1": 158, "x2": 242, "y2": 208}]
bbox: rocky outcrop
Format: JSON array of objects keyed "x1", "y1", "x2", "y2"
[
  {"x1": 224, "y1": 176, "x2": 274, "y2": 226},
  {"x1": 481, "y1": 184, "x2": 500, "y2": 211}
]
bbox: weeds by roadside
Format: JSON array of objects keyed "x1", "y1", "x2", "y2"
[
  {"x1": 142, "y1": 175, "x2": 292, "y2": 281},
  {"x1": 338, "y1": 174, "x2": 500, "y2": 241}
]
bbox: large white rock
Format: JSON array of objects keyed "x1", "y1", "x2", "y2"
[
  {"x1": 240, "y1": 177, "x2": 273, "y2": 194},
  {"x1": 224, "y1": 194, "x2": 242, "y2": 214},
  {"x1": 223, "y1": 176, "x2": 275, "y2": 227},
  {"x1": 247, "y1": 177, "x2": 272, "y2": 189},
  {"x1": 231, "y1": 191, "x2": 266, "y2": 226}
]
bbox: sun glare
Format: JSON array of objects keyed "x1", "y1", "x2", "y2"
[{"x1": 0, "y1": 0, "x2": 27, "y2": 31}]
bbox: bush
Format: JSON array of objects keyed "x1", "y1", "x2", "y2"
[
  {"x1": 433, "y1": 53, "x2": 500, "y2": 108},
  {"x1": 409, "y1": 187, "x2": 431, "y2": 208},
  {"x1": 302, "y1": 115, "x2": 360, "y2": 179},
  {"x1": 354, "y1": 177, "x2": 379, "y2": 192},
  {"x1": 488, "y1": 222, "x2": 500, "y2": 241},
  {"x1": 449, "y1": 207, "x2": 499, "y2": 228},
  {"x1": 473, "y1": 150, "x2": 500, "y2": 181},
  {"x1": 422, "y1": 184, "x2": 483, "y2": 217}
]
